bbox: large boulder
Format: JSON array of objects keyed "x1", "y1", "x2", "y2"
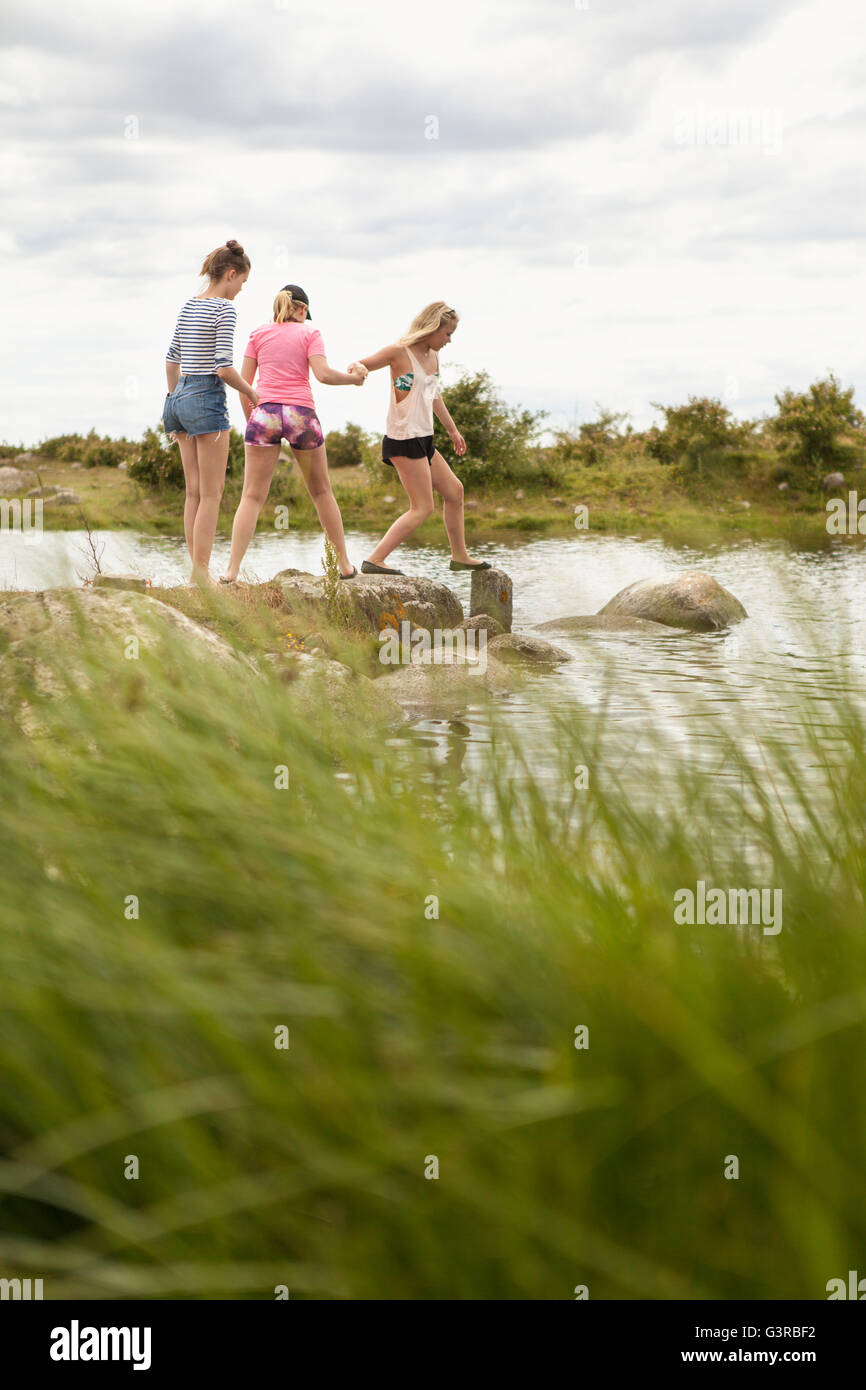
[
  {"x1": 0, "y1": 587, "x2": 240, "y2": 675},
  {"x1": 0, "y1": 466, "x2": 38, "y2": 494},
  {"x1": 598, "y1": 571, "x2": 747, "y2": 631},
  {"x1": 274, "y1": 570, "x2": 463, "y2": 635}
]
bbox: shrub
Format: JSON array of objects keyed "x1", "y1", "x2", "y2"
[
  {"x1": 432, "y1": 369, "x2": 547, "y2": 485},
  {"x1": 129, "y1": 427, "x2": 185, "y2": 489},
  {"x1": 129, "y1": 425, "x2": 244, "y2": 490},
  {"x1": 771, "y1": 373, "x2": 864, "y2": 486},
  {"x1": 647, "y1": 397, "x2": 754, "y2": 476},
  {"x1": 39, "y1": 432, "x2": 89, "y2": 462},
  {"x1": 552, "y1": 407, "x2": 631, "y2": 467},
  {"x1": 324, "y1": 422, "x2": 374, "y2": 469},
  {"x1": 83, "y1": 436, "x2": 130, "y2": 469}
]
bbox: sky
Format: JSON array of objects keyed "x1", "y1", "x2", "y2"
[{"x1": 1, "y1": 0, "x2": 863, "y2": 445}]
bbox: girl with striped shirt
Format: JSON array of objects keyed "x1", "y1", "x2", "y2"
[{"x1": 163, "y1": 240, "x2": 259, "y2": 581}]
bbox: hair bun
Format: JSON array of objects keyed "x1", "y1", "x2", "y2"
[{"x1": 226, "y1": 239, "x2": 242, "y2": 251}]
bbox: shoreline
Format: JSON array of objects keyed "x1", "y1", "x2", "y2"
[{"x1": 6, "y1": 456, "x2": 865, "y2": 552}]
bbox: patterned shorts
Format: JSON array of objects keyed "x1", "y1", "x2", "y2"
[{"x1": 244, "y1": 402, "x2": 324, "y2": 450}]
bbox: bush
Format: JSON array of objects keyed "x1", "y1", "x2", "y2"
[
  {"x1": 432, "y1": 369, "x2": 547, "y2": 485},
  {"x1": 552, "y1": 407, "x2": 631, "y2": 468},
  {"x1": 771, "y1": 373, "x2": 864, "y2": 486},
  {"x1": 324, "y1": 422, "x2": 375, "y2": 469},
  {"x1": 647, "y1": 397, "x2": 754, "y2": 476},
  {"x1": 129, "y1": 427, "x2": 185, "y2": 489},
  {"x1": 39, "y1": 432, "x2": 89, "y2": 462},
  {"x1": 129, "y1": 425, "x2": 244, "y2": 490},
  {"x1": 83, "y1": 436, "x2": 130, "y2": 469}
]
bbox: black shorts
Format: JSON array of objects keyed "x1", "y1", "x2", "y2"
[{"x1": 382, "y1": 434, "x2": 435, "y2": 467}]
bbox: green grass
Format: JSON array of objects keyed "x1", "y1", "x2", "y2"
[
  {"x1": 0, "y1": 595, "x2": 864, "y2": 1298},
  {"x1": 17, "y1": 447, "x2": 866, "y2": 550}
]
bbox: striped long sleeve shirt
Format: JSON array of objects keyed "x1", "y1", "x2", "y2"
[{"x1": 166, "y1": 297, "x2": 237, "y2": 373}]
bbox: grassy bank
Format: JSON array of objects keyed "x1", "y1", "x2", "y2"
[
  {"x1": 0, "y1": 593, "x2": 864, "y2": 1298},
  {"x1": 14, "y1": 447, "x2": 866, "y2": 550}
]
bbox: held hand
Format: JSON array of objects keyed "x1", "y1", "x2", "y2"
[
  {"x1": 450, "y1": 430, "x2": 467, "y2": 456},
  {"x1": 347, "y1": 361, "x2": 369, "y2": 379},
  {"x1": 246, "y1": 386, "x2": 259, "y2": 408}
]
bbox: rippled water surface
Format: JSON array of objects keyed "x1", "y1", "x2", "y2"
[{"x1": 3, "y1": 527, "x2": 864, "y2": 767}]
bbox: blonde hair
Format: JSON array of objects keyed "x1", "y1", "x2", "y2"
[
  {"x1": 273, "y1": 290, "x2": 308, "y2": 323},
  {"x1": 399, "y1": 301, "x2": 459, "y2": 348}
]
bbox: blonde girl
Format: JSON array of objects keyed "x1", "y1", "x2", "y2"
[
  {"x1": 222, "y1": 284, "x2": 366, "y2": 583},
  {"x1": 163, "y1": 239, "x2": 258, "y2": 581},
  {"x1": 349, "y1": 302, "x2": 489, "y2": 575}
]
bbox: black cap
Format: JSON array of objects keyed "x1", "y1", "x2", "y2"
[{"x1": 281, "y1": 284, "x2": 311, "y2": 320}]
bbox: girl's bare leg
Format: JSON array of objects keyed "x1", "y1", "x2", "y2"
[
  {"x1": 190, "y1": 431, "x2": 230, "y2": 578},
  {"x1": 175, "y1": 433, "x2": 200, "y2": 562},
  {"x1": 224, "y1": 444, "x2": 280, "y2": 581},
  {"x1": 365, "y1": 457, "x2": 435, "y2": 566},
  {"x1": 429, "y1": 450, "x2": 481, "y2": 563},
  {"x1": 292, "y1": 444, "x2": 354, "y2": 576}
]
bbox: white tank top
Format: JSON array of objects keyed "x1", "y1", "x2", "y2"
[{"x1": 385, "y1": 346, "x2": 439, "y2": 439}]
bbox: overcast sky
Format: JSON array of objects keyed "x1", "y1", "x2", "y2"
[{"x1": 1, "y1": 0, "x2": 863, "y2": 445}]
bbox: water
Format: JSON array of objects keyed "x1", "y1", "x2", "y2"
[{"x1": 3, "y1": 527, "x2": 865, "y2": 761}]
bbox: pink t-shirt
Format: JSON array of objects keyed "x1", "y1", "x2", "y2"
[{"x1": 243, "y1": 322, "x2": 326, "y2": 409}]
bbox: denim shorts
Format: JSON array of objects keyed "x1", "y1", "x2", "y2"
[{"x1": 163, "y1": 374, "x2": 230, "y2": 438}]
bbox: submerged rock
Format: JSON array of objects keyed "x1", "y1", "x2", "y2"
[
  {"x1": 487, "y1": 632, "x2": 570, "y2": 665},
  {"x1": 598, "y1": 571, "x2": 747, "y2": 631},
  {"x1": 535, "y1": 614, "x2": 683, "y2": 636},
  {"x1": 92, "y1": 574, "x2": 151, "y2": 593}
]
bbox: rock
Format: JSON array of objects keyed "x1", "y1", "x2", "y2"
[
  {"x1": 535, "y1": 614, "x2": 682, "y2": 636},
  {"x1": 92, "y1": 574, "x2": 150, "y2": 593},
  {"x1": 0, "y1": 589, "x2": 242, "y2": 718},
  {"x1": 383, "y1": 494, "x2": 397, "y2": 503},
  {"x1": 551, "y1": 497, "x2": 567, "y2": 507},
  {"x1": 487, "y1": 632, "x2": 570, "y2": 665},
  {"x1": 465, "y1": 499, "x2": 479, "y2": 509},
  {"x1": 777, "y1": 481, "x2": 789, "y2": 492},
  {"x1": 16, "y1": 451, "x2": 35, "y2": 462},
  {"x1": 514, "y1": 488, "x2": 525, "y2": 500},
  {"x1": 458, "y1": 614, "x2": 504, "y2": 636},
  {"x1": 0, "y1": 466, "x2": 37, "y2": 493},
  {"x1": 470, "y1": 567, "x2": 513, "y2": 632},
  {"x1": 25, "y1": 485, "x2": 59, "y2": 498},
  {"x1": 377, "y1": 649, "x2": 513, "y2": 714},
  {"x1": 599, "y1": 571, "x2": 747, "y2": 631},
  {"x1": 274, "y1": 570, "x2": 464, "y2": 636},
  {"x1": 43, "y1": 490, "x2": 81, "y2": 507},
  {"x1": 823, "y1": 471, "x2": 845, "y2": 489},
  {"x1": 266, "y1": 651, "x2": 402, "y2": 726},
  {"x1": 494, "y1": 507, "x2": 506, "y2": 514},
  {"x1": 736, "y1": 500, "x2": 751, "y2": 509}
]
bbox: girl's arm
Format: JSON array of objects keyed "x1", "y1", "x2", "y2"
[
  {"x1": 238, "y1": 356, "x2": 258, "y2": 421},
  {"x1": 349, "y1": 344, "x2": 403, "y2": 375},
  {"x1": 216, "y1": 362, "x2": 259, "y2": 406},
  {"x1": 309, "y1": 355, "x2": 367, "y2": 387},
  {"x1": 433, "y1": 392, "x2": 466, "y2": 456},
  {"x1": 166, "y1": 361, "x2": 180, "y2": 392}
]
